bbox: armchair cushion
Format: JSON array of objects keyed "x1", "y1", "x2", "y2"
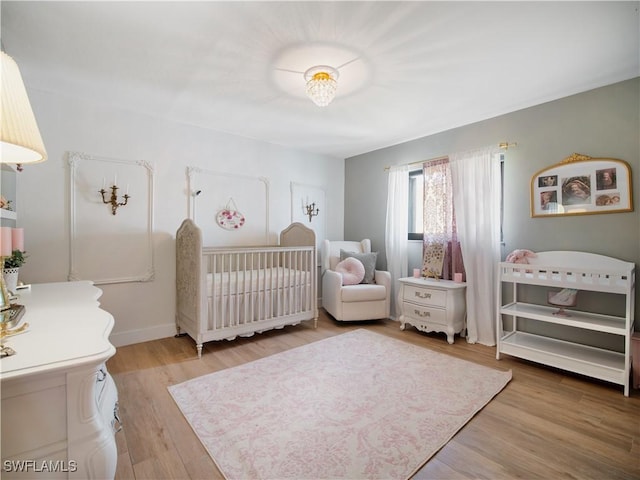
[
  {"x1": 335, "y1": 257, "x2": 365, "y2": 285},
  {"x1": 340, "y1": 249, "x2": 378, "y2": 284},
  {"x1": 341, "y1": 283, "x2": 387, "y2": 302}
]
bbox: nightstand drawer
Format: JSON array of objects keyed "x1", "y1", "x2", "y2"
[
  {"x1": 404, "y1": 302, "x2": 446, "y2": 325},
  {"x1": 403, "y1": 285, "x2": 446, "y2": 307}
]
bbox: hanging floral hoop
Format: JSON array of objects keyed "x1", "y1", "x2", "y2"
[{"x1": 216, "y1": 198, "x2": 246, "y2": 230}]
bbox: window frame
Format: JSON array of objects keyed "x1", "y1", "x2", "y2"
[{"x1": 408, "y1": 168, "x2": 423, "y2": 241}]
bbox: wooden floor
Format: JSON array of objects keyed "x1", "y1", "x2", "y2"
[{"x1": 108, "y1": 310, "x2": 640, "y2": 479}]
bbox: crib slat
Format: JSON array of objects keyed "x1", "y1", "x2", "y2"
[
  {"x1": 235, "y1": 252, "x2": 241, "y2": 327},
  {"x1": 291, "y1": 250, "x2": 297, "y2": 314},
  {"x1": 258, "y1": 252, "x2": 263, "y2": 322},
  {"x1": 209, "y1": 254, "x2": 215, "y2": 330},
  {"x1": 286, "y1": 250, "x2": 292, "y2": 314}
]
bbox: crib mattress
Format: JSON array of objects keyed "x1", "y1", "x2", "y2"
[{"x1": 206, "y1": 267, "x2": 310, "y2": 296}]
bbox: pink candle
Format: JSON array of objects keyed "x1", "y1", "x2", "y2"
[
  {"x1": 0, "y1": 227, "x2": 12, "y2": 257},
  {"x1": 11, "y1": 228, "x2": 24, "y2": 252},
  {"x1": 413, "y1": 268, "x2": 421, "y2": 278},
  {"x1": 454, "y1": 273, "x2": 463, "y2": 283}
]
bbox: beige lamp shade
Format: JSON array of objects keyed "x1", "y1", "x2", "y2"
[{"x1": 1, "y1": 51, "x2": 47, "y2": 164}]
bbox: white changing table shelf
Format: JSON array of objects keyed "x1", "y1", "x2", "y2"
[{"x1": 496, "y1": 251, "x2": 635, "y2": 396}]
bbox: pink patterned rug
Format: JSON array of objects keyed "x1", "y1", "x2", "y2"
[{"x1": 168, "y1": 329, "x2": 511, "y2": 479}]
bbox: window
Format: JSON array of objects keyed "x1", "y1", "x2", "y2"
[
  {"x1": 408, "y1": 169, "x2": 423, "y2": 240},
  {"x1": 408, "y1": 153, "x2": 504, "y2": 242}
]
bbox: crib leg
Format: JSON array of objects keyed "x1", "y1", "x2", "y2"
[
  {"x1": 196, "y1": 343, "x2": 203, "y2": 359},
  {"x1": 174, "y1": 319, "x2": 187, "y2": 337},
  {"x1": 174, "y1": 325, "x2": 187, "y2": 338},
  {"x1": 314, "y1": 316, "x2": 318, "y2": 328}
]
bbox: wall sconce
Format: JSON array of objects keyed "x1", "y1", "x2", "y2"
[
  {"x1": 99, "y1": 181, "x2": 130, "y2": 215},
  {"x1": 304, "y1": 202, "x2": 319, "y2": 222}
]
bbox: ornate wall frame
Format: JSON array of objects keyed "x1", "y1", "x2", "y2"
[
  {"x1": 290, "y1": 181, "x2": 325, "y2": 254},
  {"x1": 187, "y1": 167, "x2": 270, "y2": 245},
  {"x1": 530, "y1": 153, "x2": 633, "y2": 218},
  {"x1": 69, "y1": 151, "x2": 155, "y2": 284}
]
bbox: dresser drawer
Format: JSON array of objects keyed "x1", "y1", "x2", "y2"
[
  {"x1": 403, "y1": 285, "x2": 446, "y2": 307},
  {"x1": 403, "y1": 302, "x2": 447, "y2": 325}
]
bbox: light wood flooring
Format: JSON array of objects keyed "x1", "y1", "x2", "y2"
[{"x1": 108, "y1": 310, "x2": 640, "y2": 479}]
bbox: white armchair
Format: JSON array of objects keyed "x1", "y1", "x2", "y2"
[{"x1": 321, "y1": 239, "x2": 391, "y2": 321}]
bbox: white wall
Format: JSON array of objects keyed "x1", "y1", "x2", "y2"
[{"x1": 17, "y1": 90, "x2": 345, "y2": 346}]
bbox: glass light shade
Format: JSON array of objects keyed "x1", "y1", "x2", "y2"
[
  {"x1": 304, "y1": 66, "x2": 339, "y2": 107},
  {"x1": 1, "y1": 51, "x2": 47, "y2": 164}
]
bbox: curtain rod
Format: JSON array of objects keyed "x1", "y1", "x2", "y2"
[
  {"x1": 383, "y1": 141, "x2": 517, "y2": 171},
  {"x1": 383, "y1": 156, "x2": 446, "y2": 172}
]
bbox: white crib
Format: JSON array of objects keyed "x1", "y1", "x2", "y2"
[{"x1": 176, "y1": 219, "x2": 318, "y2": 357}]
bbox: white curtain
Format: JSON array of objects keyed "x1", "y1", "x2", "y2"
[
  {"x1": 449, "y1": 147, "x2": 501, "y2": 345},
  {"x1": 385, "y1": 164, "x2": 409, "y2": 320}
]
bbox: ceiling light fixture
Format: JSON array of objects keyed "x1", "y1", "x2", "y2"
[
  {"x1": 304, "y1": 65, "x2": 339, "y2": 107},
  {"x1": 1, "y1": 51, "x2": 47, "y2": 164}
]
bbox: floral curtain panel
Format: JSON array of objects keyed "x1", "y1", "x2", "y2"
[{"x1": 422, "y1": 158, "x2": 465, "y2": 280}]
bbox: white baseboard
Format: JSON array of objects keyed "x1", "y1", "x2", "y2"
[
  {"x1": 109, "y1": 297, "x2": 386, "y2": 348},
  {"x1": 109, "y1": 322, "x2": 177, "y2": 348}
]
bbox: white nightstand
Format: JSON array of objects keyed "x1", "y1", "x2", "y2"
[{"x1": 398, "y1": 277, "x2": 467, "y2": 344}]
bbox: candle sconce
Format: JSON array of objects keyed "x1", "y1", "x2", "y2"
[
  {"x1": 304, "y1": 202, "x2": 319, "y2": 222},
  {"x1": 99, "y1": 185, "x2": 130, "y2": 215}
]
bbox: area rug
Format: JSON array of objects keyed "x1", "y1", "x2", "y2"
[{"x1": 168, "y1": 329, "x2": 511, "y2": 479}]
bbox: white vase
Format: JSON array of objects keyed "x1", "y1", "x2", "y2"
[{"x1": 3, "y1": 267, "x2": 19, "y2": 294}]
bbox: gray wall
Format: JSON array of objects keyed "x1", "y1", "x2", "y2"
[{"x1": 344, "y1": 78, "x2": 639, "y2": 328}]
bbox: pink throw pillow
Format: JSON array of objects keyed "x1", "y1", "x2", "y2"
[{"x1": 335, "y1": 257, "x2": 365, "y2": 285}]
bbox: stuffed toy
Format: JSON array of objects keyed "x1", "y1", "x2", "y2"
[{"x1": 506, "y1": 249, "x2": 537, "y2": 264}]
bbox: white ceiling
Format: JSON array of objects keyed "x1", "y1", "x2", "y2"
[{"x1": 2, "y1": 1, "x2": 639, "y2": 159}]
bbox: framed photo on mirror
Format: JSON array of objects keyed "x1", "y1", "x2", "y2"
[{"x1": 530, "y1": 153, "x2": 633, "y2": 218}]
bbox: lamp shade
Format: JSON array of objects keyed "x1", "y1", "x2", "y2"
[{"x1": 1, "y1": 51, "x2": 47, "y2": 164}]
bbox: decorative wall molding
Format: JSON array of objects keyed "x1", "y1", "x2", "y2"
[
  {"x1": 187, "y1": 167, "x2": 270, "y2": 245},
  {"x1": 290, "y1": 181, "x2": 326, "y2": 252},
  {"x1": 68, "y1": 151, "x2": 155, "y2": 284}
]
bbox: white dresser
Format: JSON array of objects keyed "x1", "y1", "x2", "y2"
[
  {"x1": 0, "y1": 281, "x2": 119, "y2": 479},
  {"x1": 398, "y1": 277, "x2": 467, "y2": 344}
]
